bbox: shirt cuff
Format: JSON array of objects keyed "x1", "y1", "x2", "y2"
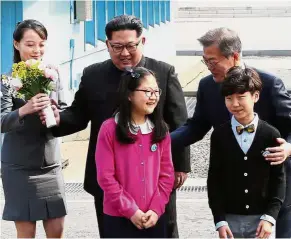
[
  {"x1": 260, "y1": 214, "x2": 276, "y2": 225},
  {"x1": 215, "y1": 221, "x2": 228, "y2": 230}
]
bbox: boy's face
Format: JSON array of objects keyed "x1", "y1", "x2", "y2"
[{"x1": 225, "y1": 91, "x2": 259, "y2": 122}]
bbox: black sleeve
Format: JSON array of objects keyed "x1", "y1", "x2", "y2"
[
  {"x1": 51, "y1": 69, "x2": 89, "y2": 137},
  {"x1": 207, "y1": 130, "x2": 226, "y2": 224},
  {"x1": 171, "y1": 80, "x2": 212, "y2": 148},
  {"x1": 271, "y1": 77, "x2": 291, "y2": 141},
  {"x1": 164, "y1": 66, "x2": 190, "y2": 172},
  {"x1": 265, "y1": 129, "x2": 286, "y2": 220}
]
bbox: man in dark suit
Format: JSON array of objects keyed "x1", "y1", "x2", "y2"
[
  {"x1": 43, "y1": 15, "x2": 190, "y2": 238},
  {"x1": 171, "y1": 27, "x2": 291, "y2": 238}
]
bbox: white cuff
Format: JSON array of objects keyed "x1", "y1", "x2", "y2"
[
  {"x1": 260, "y1": 214, "x2": 276, "y2": 225},
  {"x1": 215, "y1": 221, "x2": 228, "y2": 230}
]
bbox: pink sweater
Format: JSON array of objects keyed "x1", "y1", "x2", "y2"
[{"x1": 95, "y1": 118, "x2": 175, "y2": 219}]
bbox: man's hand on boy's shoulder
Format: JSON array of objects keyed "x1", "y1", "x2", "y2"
[
  {"x1": 256, "y1": 220, "x2": 273, "y2": 239},
  {"x1": 264, "y1": 138, "x2": 291, "y2": 165},
  {"x1": 218, "y1": 225, "x2": 234, "y2": 239}
]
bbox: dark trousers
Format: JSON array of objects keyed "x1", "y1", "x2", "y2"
[
  {"x1": 94, "y1": 189, "x2": 178, "y2": 238},
  {"x1": 103, "y1": 213, "x2": 167, "y2": 238},
  {"x1": 276, "y1": 159, "x2": 291, "y2": 238}
]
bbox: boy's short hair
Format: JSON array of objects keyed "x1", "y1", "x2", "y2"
[{"x1": 221, "y1": 66, "x2": 262, "y2": 97}]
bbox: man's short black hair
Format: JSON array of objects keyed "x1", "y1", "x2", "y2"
[
  {"x1": 105, "y1": 15, "x2": 143, "y2": 40},
  {"x1": 221, "y1": 66, "x2": 262, "y2": 97}
]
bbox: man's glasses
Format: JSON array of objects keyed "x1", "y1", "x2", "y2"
[
  {"x1": 201, "y1": 58, "x2": 223, "y2": 69},
  {"x1": 135, "y1": 88, "x2": 162, "y2": 98},
  {"x1": 109, "y1": 40, "x2": 141, "y2": 53}
]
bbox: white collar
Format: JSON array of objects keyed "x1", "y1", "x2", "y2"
[
  {"x1": 114, "y1": 112, "x2": 155, "y2": 135},
  {"x1": 231, "y1": 113, "x2": 259, "y2": 131}
]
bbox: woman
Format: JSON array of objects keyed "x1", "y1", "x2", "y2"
[
  {"x1": 1, "y1": 19, "x2": 67, "y2": 238},
  {"x1": 95, "y1": 67, "x2": 175, "y2": 238}
]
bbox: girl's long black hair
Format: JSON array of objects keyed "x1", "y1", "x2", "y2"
[{"x1": 115, "y1": 67, "x2": 168, "y2": 144}]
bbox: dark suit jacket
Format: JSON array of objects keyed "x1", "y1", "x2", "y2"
[
  {"x1": 171, "y1": 68, "x2": 291, "y2": 206},
  {"x1": 0, "y1": 75, "x2": 65, "y2": 168},
  {"x1": 208, "y1": 120, "x2": 285, "y2": 224},
  {"x1": 52, "y1": 56, "x2": 190, "y2": 196}
]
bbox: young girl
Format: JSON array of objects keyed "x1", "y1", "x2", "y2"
[{"x1": 95, "y1": 67, "x2": 175, "y2": 238}]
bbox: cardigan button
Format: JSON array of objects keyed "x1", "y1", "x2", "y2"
[
  {"x1": 244, "y1": 173, "x2": 248, "y2": 176},
  {"x1": 244, "y1": 156, "x2": 247, "y2": 160},
  {"x1": 246, "y1": 205, "x2": 249, "y2": 209},
  {"x1": 245, "y1": 189, "x2": 248, "y2": 193}
]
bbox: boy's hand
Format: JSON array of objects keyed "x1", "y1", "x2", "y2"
[
  {"x1": 218, "y1": 225, "x2": 234, "y2": 239},
  {"x1": 142, "y1": 210, "x2": 158, "y2": 229},
  {"x1": 256, "y1": 220, "x2": 272, "y2": 239},
  {"x1": 130, "y1": 209, "x2": 145, "y2": 230}
]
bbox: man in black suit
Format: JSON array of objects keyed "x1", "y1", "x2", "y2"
[
  {"x1": 171, "y1": 27, "x2": 291, "y2": 238},
  {"x1": 43, "y1": 15, "x2": 189, "y2": 238}
]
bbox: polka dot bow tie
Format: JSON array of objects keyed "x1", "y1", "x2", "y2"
[{"x1": 236, "y1": 124, "x2": 255, "y2": 135}]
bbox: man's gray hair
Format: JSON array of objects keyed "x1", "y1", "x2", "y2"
[{"x1": 198, "y1": 27, "x2": 242, "y2": 57}]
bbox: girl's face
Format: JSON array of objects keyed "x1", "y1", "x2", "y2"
[
  {"x1": 129, "y1": 74, "x2": 160, "y2": 117},
  {"x1": 14, "y1": 29, "x2": 46, "y2": 61}
]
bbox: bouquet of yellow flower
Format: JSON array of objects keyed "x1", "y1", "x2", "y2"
[{"x1": 1, "y1": 59, "x2": 58, "y2": 128}]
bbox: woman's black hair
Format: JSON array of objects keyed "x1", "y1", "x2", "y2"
[
  {"x1": 115, "y1": 67, "x2": 168, "y2": 144},
  {"x1": 13, "y1": 19, "x2": 48, "y2": 63}
]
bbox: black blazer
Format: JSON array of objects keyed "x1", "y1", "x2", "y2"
[
  {"x1": 52, "y1": 56, "x2": 190, "y2": 195},
  {"x1": 208, "y1": 120, "x2": 286, "y2": 224},
  {"x1": 171, "y1": 68, "x2": 291, "y2": 206}
]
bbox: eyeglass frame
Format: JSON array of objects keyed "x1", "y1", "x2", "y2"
[
  {"x1": 134, "y1": 88, "x2": 162, "y2": 98},
  {"x1": 108, "y1": 39, "x2": 142, "y2": 53},
  {"x1": 201, "y1": 57, "x2": 225, "y2": 69}
]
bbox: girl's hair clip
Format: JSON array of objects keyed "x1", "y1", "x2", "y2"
[{"x1": 125, "y1": 67, "x2": 141, "y2": 79}]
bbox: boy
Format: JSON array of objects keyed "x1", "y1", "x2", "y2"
[{"x1": 207, "y1": 66, "x2": 286, "y2": 239}]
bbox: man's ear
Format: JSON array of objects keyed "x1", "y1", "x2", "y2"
[
  {"x1": 105, "y1": 40, "x2": 110, "y2": 50},
  {"x1": 13, "y1": 40, "x2": 20, "y2": 51},
  {"x1": 141, "y1": 37, "x2": 146, "y2": 45},
  {"x1": 233, "y1": 52, "x2": 240, "y2": 66}
]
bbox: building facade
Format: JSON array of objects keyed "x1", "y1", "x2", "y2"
[{"x1": 0, "y1": 0, "x2": 175, "y2": 104}]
